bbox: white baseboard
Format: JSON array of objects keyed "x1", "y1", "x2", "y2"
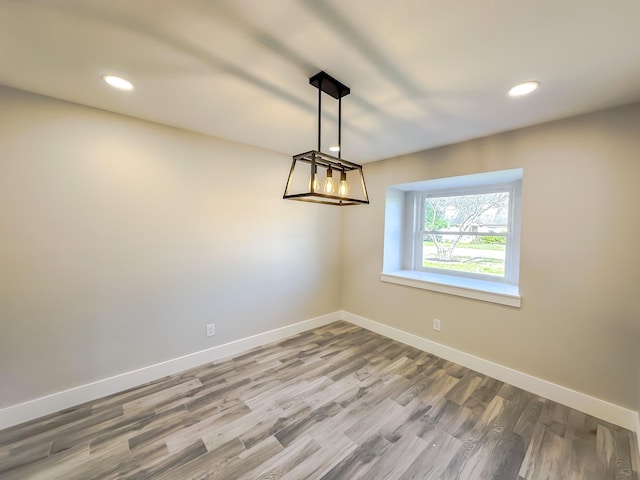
[
  {"x1": 341, "y1": 310, "x2": 638, "y2": 431},
  {"x1": 0, "y1": 311, "x2": 341, "y2": 430}
]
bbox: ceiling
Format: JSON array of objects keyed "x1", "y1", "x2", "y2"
[{"x1": 1, "y1": 0, "x2": 640, "y2": 164}]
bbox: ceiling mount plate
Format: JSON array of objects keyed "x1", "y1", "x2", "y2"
[{"x1": 309, "y1": 71, "x2": 350, "y2": 99}]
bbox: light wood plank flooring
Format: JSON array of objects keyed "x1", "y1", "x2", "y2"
[{"x1": 1, "y1": 321, "x2": 638, "y2": 479}]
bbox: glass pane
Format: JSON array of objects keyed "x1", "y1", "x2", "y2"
[
  {"x1": 422, "y1": 233, "x2": 506, "y2": 277},
  {"x1": 424, "y1": 192, "x2": 510, "y2": 232}
]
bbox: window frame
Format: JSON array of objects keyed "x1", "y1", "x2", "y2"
[
  {"x1": 412, "y1": 183, "x2": 520, "y2": 285},
  {"x1": 381, "y1": 169, "x2": 523, "y2": 307}
]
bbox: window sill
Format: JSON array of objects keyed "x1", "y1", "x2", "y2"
[{"x1": 380, "y1": 270, "x2": 521, "y2": 307}]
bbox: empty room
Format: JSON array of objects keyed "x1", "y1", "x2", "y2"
[{"x1": 1, "y1": 1, "x2": 639, "y2": 479}]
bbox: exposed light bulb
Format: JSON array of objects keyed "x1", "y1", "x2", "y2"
[
  {"x1": 339, "y1": 170, "x2": 348, "y2": 197},
  {"x1": 324, "y1": 167, "x2": 335, "y2": 193},
  {"x1": 309, "y1": 165, "x2": 319, "y2": 192}
]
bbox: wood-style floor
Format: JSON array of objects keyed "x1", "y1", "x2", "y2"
[{"x1": 1, "y1": 321, "x2": 638, "y2": 479}]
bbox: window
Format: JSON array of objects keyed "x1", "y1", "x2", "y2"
[
  {"x1": 418, "y1": 187, "x2": 516, "y2": 281},
  {"x1": 382, "y1": 169, "x2": 522, "y2": 307}
]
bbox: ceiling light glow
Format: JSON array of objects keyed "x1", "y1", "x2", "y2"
[
  {"x1": 102, "y1": 74, "x2": 133, "y2": 91},
  {"x1": 508, "y1": 81, "x2": 539, "y2": 97},
  {"x1": 329, "y1": 146, "x2": 340, "y2": 152}
]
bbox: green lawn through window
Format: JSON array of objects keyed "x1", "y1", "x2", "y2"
[{"x1": 422, "y1": 241, "x2": 506, "y2": 276}]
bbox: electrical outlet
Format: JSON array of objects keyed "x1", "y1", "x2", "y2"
[
  {"x1": 206, "y1": 323, "x2": 215, "y2": 337},
  {"x1": 433, "y1": 318, "x2": 441, "y2": 332}
]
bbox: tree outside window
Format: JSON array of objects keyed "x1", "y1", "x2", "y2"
[{"x1": 421, "y1": 191, "x2": 510, "y2": 277}]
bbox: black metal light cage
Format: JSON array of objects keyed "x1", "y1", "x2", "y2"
[{"x1": 283, "y1": 71, "x2": 370, "y2": 206}]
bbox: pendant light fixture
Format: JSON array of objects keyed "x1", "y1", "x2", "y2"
[{"x1": 283, "y1": 71, "x2": 369, "y2": 206}]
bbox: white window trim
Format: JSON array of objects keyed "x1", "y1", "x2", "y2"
[
  {"x1": 382, "y1": 169, "x2": 523, "y2": 308},
  {"x1": 415, "y1": 183, "x2": 520, "y2": 285}
]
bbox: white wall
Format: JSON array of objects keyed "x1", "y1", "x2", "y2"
[
  {"x1": 0, "y1": 86, "x2": 342, "y2": 408},
  {"x1": 343, "y1": 103, "x2": 640, "y2": 409}
]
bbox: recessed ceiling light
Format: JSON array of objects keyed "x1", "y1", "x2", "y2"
[
  {"x1": 329, "y1": 146, "x2": 340, "y2": 152},
  {"x1": 102, "y1": 74, "x2": 133, "y2": 91},
  {"x1": 508, "y1": 81, "x2": 539, "y2": 97}
]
